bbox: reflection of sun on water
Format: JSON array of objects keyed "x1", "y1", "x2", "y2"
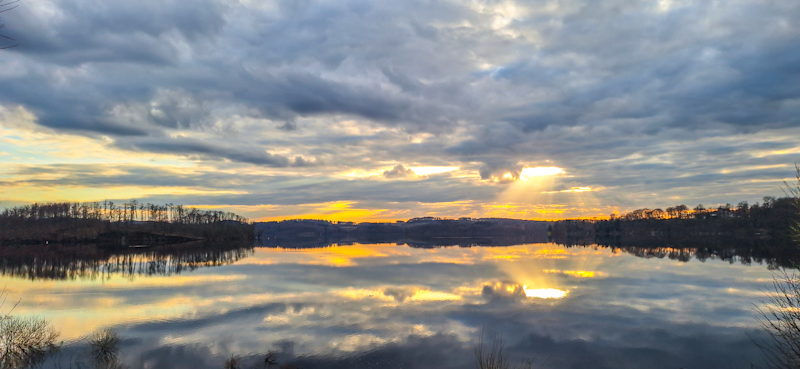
[
  {"x1": 523, "y1": 285, "x2": 568, "y2": 299},
  {"x1": 19, "y1": 243, "x2": 604, "y2": 341},
  {"x1": 253, "y1": 243, "x2": 402, "y2": 267},
  {"x1": 544, "y1": 269, "x2": 597, "y2": 278},
  {"x1": 480, "y1": 244, "x2": 607, "y2": 301},
  {"x1": 484, "y1": 281, "x2": 568, "y2": 300},
  {"x1": 487, "y1": 245, "x2": 567, "y2": 300},
  {"x1": 410, "y1": 290, "x2": 462, "y2": 302}
]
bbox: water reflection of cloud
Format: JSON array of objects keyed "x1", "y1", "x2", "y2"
[
  {"x1": 480, "y1": 281, "x2": 568, "y2": 301},
  {"x1": 240, "y1": 243, "x2": 404, "y2": 267},
  {"x1": 10, "y1": 242, "x2": 733, "y2": 340},
  {"x1": 481, "y1": 282, "x2": 527, "y2": 302},
  {"x1": 242, "y1": 243, "x2": 604, "y2": 270},
  {"x1": 3, "y1": 274, "x2": 248, "y2": 294},
  {"x1": 337, "y1": 286, "x2": 462, "y2": 303},
  {"x1": 543, "y1": 269, "x2": 603, "y2": 278},
  {"x1": 12, "y1": 242, "x2": 785, "y2": 368}
]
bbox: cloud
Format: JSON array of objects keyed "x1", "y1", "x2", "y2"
[
  {"x1": 383, "y1": 164, "x2": 416, "y2": 179},
  {"x1": 2, "y1": 0, "x2": 800, "y2": 216},
  {"x1": 11, "y1": 0, "x2": 227, "y2": 65},
  {"x1": 115, "y1": 137, "x2": 296, "y2": 167}
]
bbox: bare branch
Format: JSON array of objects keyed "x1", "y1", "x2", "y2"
[
  {"x1": 475, "y1": 328, "x2": 533, "y2": 369},
  {"x1": 755, "y1": 269, "x2": 800, "y2": 368}
]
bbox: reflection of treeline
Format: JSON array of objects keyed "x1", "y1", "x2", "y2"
[
  {"x1": 553, "y1": 196, "x2": 800, "y2": 268},
  {"x1": 0, "y1": 241, "x2": 253, "y2": 280},
  {"x1": 565, "y1": 243, "x2": 798, "y2": 269},
  {"x1": 255, "y1": 218, "x2": 549, "y2": 248},
  {"x1": 0, "y1": 200, "x2": 253, "y2": 245}
]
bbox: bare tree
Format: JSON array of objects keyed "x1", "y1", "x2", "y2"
[
  {"x1": 755, "y1": 166, "x2": 800, "y2": 368},
  {"x1": 89, "y1": 329, "x2": 126, "y2": 369},
  {"x1": 262, "y1": 351, "x2": 278, "y2": 368},
  {"x1": 783, "y1": 164, "x2": 800, "y2": 241},
  {"x1": 0, "y1": 289, "x2": 60, "y2": 369},
  {"x1": 0, "y1": 316, "x2": 59, "y2": 368},
  {"x1": 474, "y1": 330, "x2": 532, "y2": 369},
  {"x1": 223, "y1": 355, "x2": 241, "y2": 369},
  {"x1": 755, "y1": 269, "x2": 800, "y2": 369}
]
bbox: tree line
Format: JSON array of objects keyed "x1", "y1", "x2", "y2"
[
  {"x1": 0, "y1": 200, "x2": 248, "y2": 225},
  {"x1": 610, "y1": 196, "x2": 792, "y2": 222},
  {"x1": 553, "y1": 195, "x2": 800, "y2": 270},
  {"x1": 0, "y1": 201, "x2": 253, "y2": 246},
  {"x1": 598, "y1": 196, "x2": 798, "y2": 241}
]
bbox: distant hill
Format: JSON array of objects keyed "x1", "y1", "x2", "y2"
[{"x1": 255, "y1": 217, "x2": 550, "y2": 248}]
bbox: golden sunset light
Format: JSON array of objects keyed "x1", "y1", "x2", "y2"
[
  {"x1": 519, "y1": 167, "x2": 565, "y2": 180},
  {"x1": 1, "y1": 0, "x2": 798, "y2": 367},
  {"x1": 523, "y1": 286, "x2": 568, "y2": 299},
  {"x1": 409, "y1": 166, "x2": 459, "y2": 176}
]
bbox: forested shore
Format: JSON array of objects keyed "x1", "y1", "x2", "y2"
[
  {"x1": 0, "y1": 201, "x2": 253, "y2": 246},
  {"x1": 552, "y1": 195, "x2": 800, "y2": 267},
  {"x1": 2, "y1": 194, "x2": 797, "y2": 259},
  {"x1": 553, "y1": 196, "x2": 796, "y2": 242}
]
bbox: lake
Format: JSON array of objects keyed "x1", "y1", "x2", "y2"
[{"x1": 6, "y1": 241, "x2": 782, "y2": 368}]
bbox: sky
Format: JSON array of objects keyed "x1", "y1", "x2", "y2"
[{"x1": 0, "y1": 0, "x2": 799, "y2": 221}]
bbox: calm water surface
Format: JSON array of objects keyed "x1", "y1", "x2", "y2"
[{"x1": 8, "y1": 242, "x2": 780, "y2": 368}]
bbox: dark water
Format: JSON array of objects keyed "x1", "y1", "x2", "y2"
[{"x1": 7, "y1": 241, "x2": 782, "y2": 368}]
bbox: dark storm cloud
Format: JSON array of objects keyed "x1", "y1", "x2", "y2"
[
  {"x1": 230, "y1": 72, "x2": 454, "y2": 130},
  {"x1": 9, "y1": 0, "x2": 227, "y2": 65},
  {"x1": 5, "y1": 0, "x2": 799, "y2": 136},
  {"x1": 1, "y1": 0, "x2": 475, "y2": 137},
  {"x1": 487, "y1": 0, "x2": 800, "y2": 130}
]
